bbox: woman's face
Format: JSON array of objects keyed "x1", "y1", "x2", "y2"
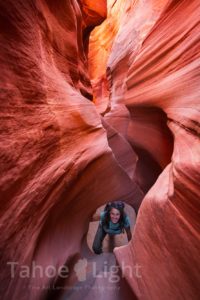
[{"x1": 110, "y1": 208, "x2": 120, "y2": 223}]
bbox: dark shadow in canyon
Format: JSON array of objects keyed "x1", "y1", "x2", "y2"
[{"x1": 126, "y1": 105, "x2": 174, "y2": 194}]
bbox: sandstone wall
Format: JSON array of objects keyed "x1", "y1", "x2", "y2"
[
  {"x1": 89, "y1": 0, "x2": 200, "y2": 299},
  {"x1": 0, "y1": 1, "x2": 142, "y2": 299},
  {"x1": 0, "y1": 0, "x2": 200, "y2": 299}
]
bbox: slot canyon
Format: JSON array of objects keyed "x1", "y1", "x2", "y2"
[{"x1": 0, "y1": 0, "x2": 200, "y2": 299}]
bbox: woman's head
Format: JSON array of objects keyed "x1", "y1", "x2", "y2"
[
  {"x1": 103, "y1": 201, "x2": 125, "y2": 226},
  {"x1": 110, "y1": 207, "x2": 121, "y2": 223}
]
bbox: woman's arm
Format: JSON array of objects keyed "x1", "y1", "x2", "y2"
[{"x1": 125, "y1": 226, "x2": 132, "y2": 242}]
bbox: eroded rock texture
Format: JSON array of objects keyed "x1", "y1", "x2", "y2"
[
  {"x1": 0, "y1": 1, "x2": 142, "y2": 299},
  {"x1": 0, "y1": 0, "x2": 200, "y2": 299},
  {"x1": 89, "y1": 0, "x2": 200, "y2": 299}
]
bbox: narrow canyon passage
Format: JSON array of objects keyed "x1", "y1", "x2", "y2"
[{"x1": 0, "y1": 1, "x2": 200, "y2": 300}]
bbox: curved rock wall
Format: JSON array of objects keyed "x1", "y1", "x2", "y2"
[
  {"x1": 0, "y1": 1, "x2": 142, "y2": 299},
  {"x1": 118, "y1": 1, "x2": 200, "y2": 298},
  {"x1": 1, "y1": 0, "x2": 200, "y2": 299}
]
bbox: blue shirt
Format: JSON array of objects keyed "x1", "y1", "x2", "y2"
[{"x1": 100, "y1": 211, "x2": 131, "y2": 234}]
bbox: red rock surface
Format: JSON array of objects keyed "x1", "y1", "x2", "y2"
[
  {"x1": 0, "y1": 1, "x2": 141, "y2": 299},
  {"x1": 1, "y1": 0, "x2": 200, "y2": 299},
  {"x1": 89, "y1": 0, "x2": 200, "y2": 299}
]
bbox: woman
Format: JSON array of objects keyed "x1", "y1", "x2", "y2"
[{"x1": 92, "y1": 201, "x2": 132, "y2": 254}]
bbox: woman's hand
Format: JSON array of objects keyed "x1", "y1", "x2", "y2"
[{"x1": 91, "y1": 212, "x2": 100, "y2": 221}]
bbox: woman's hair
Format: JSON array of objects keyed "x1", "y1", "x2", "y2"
[{"x1": 102, "y1": 201, "x2": 126, "y2": 231}]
